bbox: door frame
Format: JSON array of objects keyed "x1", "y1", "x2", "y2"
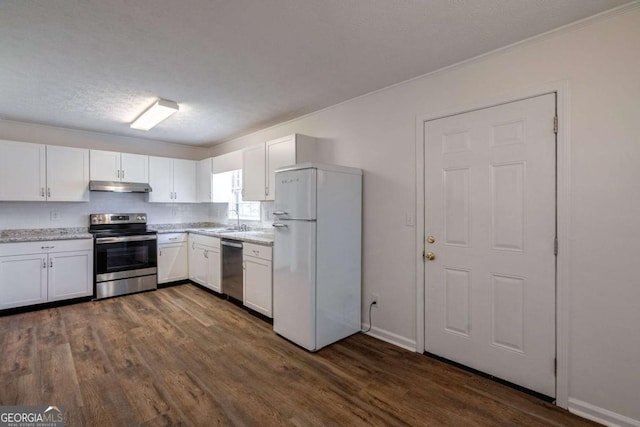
[{"x1": 415, "y1": 80, "x2": 570, "y2": 408}]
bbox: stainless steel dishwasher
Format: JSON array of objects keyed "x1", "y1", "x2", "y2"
[{"x1": 221, "y1": 239, "x2": 243, "y2": 302}]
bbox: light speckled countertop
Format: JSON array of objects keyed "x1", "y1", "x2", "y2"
[
  {"x1": 149, "y1": 223, "x2": 275, "y2": 246},
  {"x1": 0, "y1": 228, "x2": 93, "y2": 243}
]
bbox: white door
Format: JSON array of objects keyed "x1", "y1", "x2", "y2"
[
  {"x1": 244, "y1": 256, "x2": 273, "y2": 317},
  {"x1": 90, "y1": 149, "x2": 120, "y2": 181},
  {"x1": 0, "y1": 254, "x2": 48, "y2": 309},
  {"x1": 48, "y1": 251, "x2": 92, "y2": 301},
  {"x1": 196, "y1": 158, "x2": 213, "y2": 202},
  {"x1": 273, "y1": 220, "x2": 317, "y2": 350},
  {"x1": 273, "y1": 168, "x2": 317, "y2": 220},
  {"x1": 206, "y1": 247, "x2": 221, "y2": 293},
  {"x1": 0, "y1": 140, "x2": 46, "y2": 201},
  {"x1": 242, "y1": 143, "x2": 266, "y2": 201},
  {"x1": 158, "y1": 243, "x2": 189, "y2": 284},
  {"x1": 424, "y1": 94, "x2": 556, "y2": 397},
  {"x1": 46, "y1": 145, "x2": 90, "y2": 202},
  {"x1": 173, "y1": 159, "x2": 196, "y2": 203},
  {"x1": 266, "y1": 135, "x2": 296, "y2": 201},
  {"x1": 120, "y1": 153, "x2": 149, "y2": 183},
  {"x1": 148, "y1": 156, "x2": 174, "y2": 202}
]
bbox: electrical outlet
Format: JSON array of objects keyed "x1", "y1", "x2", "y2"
[
  {"x1": 370, "y1": 293, "x2": 379, "y2": 306},
  {"x1": 50, "y1": 210, "x2": 60, "y2": 221}
]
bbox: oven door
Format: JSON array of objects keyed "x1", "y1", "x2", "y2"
[{"x1": 95, "y1": 235, "x2": 157, "y2": 282}]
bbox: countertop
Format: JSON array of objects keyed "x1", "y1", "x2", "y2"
[
  {"x1": 149, "y1": 223, "x2": 275, "y2": 246},
  {"x1": 0, "y1": 223, "x2": 275, "y2": 246},
  {"x1": 0, "y1": 228, "x2": 93, "y2": 243}
]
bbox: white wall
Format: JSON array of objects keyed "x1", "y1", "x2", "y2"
[
  {"x1": 0, "y1": 119, "x2": 210, "y2": 160},
  {"x1": 211, "y1": 6, "x2": 640, "y2": 424},
  {"x1": 0, "y1": 192, "x2": 228, "y2": 229}
]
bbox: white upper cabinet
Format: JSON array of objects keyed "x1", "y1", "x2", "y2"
[
  {"x1": 46, "y1": 145, "x2": 90, "y2": 202},
  {"x1": 242, "y1": 143, "x2": 266, "y2": 201},
  {"x1": 196, "y1": 158, "x2": 213, "y2": 203},
  {"x1": 148, "y1": 156, "x2": 196, "y2": 203},
  {"x1": 266, "y1": 134, "x2": 315, "y2": 201},
  {"x1": 90, "y1": 149, "x2": 148, "y2": 183},
  {"x1": 0, "y1": 139, "x2": 46, "y2": 201},
  {"x1": 242, "y1": 134, "x2": 316, "y2": 201},
  {"x1": 0, "y1": 140, "x2": 88, "y2": 202},
  {"x1": 173, "y1": 159, "x2": 197, "y2": 203},
  {"x1": 120, "y1": 153, "x2": 149, "y2": 183}
]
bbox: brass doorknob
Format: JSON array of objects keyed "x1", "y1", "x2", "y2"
[{"x1": 425, "y1": 252, "x2": 435, "y2": 261}]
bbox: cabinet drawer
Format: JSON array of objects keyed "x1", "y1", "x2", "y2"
[
  {"x1": 0, "y1": 239, "x2": 93, "y2": 257},
  {"x1": 243, "y1": 242, "x2": 272, "y2": 261},
  {"x1": 189, "y1": 233, "x2": 220, "y2": 249},
  {"x1": 158, "y1": 233, "x2": 188, "y2": 244}
]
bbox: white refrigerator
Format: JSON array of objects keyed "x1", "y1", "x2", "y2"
[{"x1": 272, "y1": 163, "x2": 362, "y2": 351}]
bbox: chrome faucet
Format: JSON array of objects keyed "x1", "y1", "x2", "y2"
[
  {"x1": 230, "y1": 209, "x2": 248, "y2": 231},
  {"x1": 230, "y1": 209, "x2": 240, "y2": 229}
]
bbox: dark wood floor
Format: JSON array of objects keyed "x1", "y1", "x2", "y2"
[{"x1": 0, "y1": 285, "x2": 597, "y2": 426}]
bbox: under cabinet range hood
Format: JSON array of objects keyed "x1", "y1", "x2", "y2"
[{"x1": 89, "y1": 181, "x2": 152, "y2": 193}]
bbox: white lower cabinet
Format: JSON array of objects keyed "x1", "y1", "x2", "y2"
[
  {"x1": 157, "y1": 233, "x2": 189, "y2": 284},
  {"x1": 0, "y1": 239, "x2": 93, "y2": 310},
  {"x1": 188, "y1": 234, "x2": 221, "y2": 293},
  {"x1": 243, "y1": 242, "x2": 273, "y2": 318}
]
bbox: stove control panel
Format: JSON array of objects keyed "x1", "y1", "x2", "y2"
[{"x1": 90, "y1": 213, "x2": 147, "y2": 225}]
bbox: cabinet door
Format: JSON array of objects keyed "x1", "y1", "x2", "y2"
[
  {"x1": 158, "y1": 243, "x2": 189, "y2": 283},
  {"x1": 46, "y1": 145, "x2": 90, "y2": 202},
  {"x1": 243, "y1": 256, "x2": 273, "y2": 317},
  {"x1": 242, "y1": 143, "x2": 266, "y2": 201},
  {"x1": 173, "y1": 159, "x2": 197, "y2": 203},
  {"x1": 196, "y1": 158, "x2": 213, "y2": 203},
  {"x1": 266, "y1": 135, "x2": 296, "y2": 201},
  {"x1": 121, "y1": 153, "x2": 149, "y2": 183},
  {"x1": 48, "y1": 250, "x2": 92, "y2": 301},
  {"x1": 190, "y1": 245, "x2": 207, "y2": 286},
  {"x1": 89, "y1": 149, "x2": 120, "y2": 181},
  {"x1": 206, "y1": 247, "x2": 221, "y2": 293},
  {"x1": 0, "y1": 140, "x2": 46, "y2": 201},
  {"x1": 0, "y1": 254, "x2": 48, "y2": 309},
  {"x1": 148, "y1": 156, "x2": 174, "y2": 202}
]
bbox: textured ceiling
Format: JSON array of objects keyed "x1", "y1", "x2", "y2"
[{"x1": 0, "y1": 0, "x2": 630, "y2": 146}]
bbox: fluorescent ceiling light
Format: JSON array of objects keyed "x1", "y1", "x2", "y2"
[{"x1": 130, "y1": 99, "x2": 179, "y2": 131}]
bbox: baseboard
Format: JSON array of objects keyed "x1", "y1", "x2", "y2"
[
  {"x1": 568, "y1": 398, "x2": 640, "y2": 427},
  {"x1": 361, "y1": 324, "x2": 416, "y2": 352}
]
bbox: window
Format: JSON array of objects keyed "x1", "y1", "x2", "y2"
[{"x1": 213, "y1": 169, "x2": 261, "y2": 221}]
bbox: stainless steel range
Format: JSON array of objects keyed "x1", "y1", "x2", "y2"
[{"x1": 89, "y1": 213, "x2": 157, "y2": 299}]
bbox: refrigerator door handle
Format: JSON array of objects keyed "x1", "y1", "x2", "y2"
[
  {"x1": 272, "y1": 223, "x2": 288, "y2": 228},
  {"x1": 272, "y1": 211, "x2": 288, "y2": 216}
]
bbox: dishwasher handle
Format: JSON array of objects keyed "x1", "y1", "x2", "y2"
[{"x1": 221, "y1": 240, "x2": 243, "y2": 249}]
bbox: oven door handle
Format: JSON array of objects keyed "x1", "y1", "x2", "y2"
[{"x1": 95, "y1": 235, "x2": 157, "y2": 244}]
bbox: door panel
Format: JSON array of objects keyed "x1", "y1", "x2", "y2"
[
  {"x1": 273, "y1": 220, "x2": 316, "y2": 350},
  {"x1": 46, "y1": 145, "x2": 89, "y2": 202},
  {"x1": 0, "y1": 140, "x2": 46, "y2": 201},
  {"x1": 266, "y1": 135, "x2": 295, "y2": 200},
  {"x1": 424, "y1": 94, "x2": 556, "y2": 397},
  {"x1": 273, "y1": 168, "x2": 316, "y2": 220},
  {"x1": 121, "y1": 153, "x2": 149, "y2": 184}
]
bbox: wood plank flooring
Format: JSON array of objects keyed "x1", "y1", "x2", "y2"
[{"x1": 0, "y1": 285, "x2": 598, "y2": 426}]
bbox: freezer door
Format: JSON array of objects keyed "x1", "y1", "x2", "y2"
[
  {"x1": 273, "y1": 167, "x2": 316, "y2": 220},
  {"x1": 273, "y1": 220, "x2": 317, "y2": 351}
]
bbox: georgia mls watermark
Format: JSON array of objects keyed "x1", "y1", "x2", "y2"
[{"x1": 0, "y1": 406, "x2": 64, "y2": 427}]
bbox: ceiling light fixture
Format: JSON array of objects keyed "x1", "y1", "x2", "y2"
[{"x1": 130, "y1": 99, "x2": 179, "y2": 131}]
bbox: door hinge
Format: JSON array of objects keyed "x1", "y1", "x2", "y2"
[
  {"x1": 554, "y1": 237, "x2": 558, "y2": 256},
  {"x1": 554, "y1": 358, "x2": 557, "y2": 376},
  {"x1": 553, "y1": 115, "x2": 558, "y2": 134}
]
